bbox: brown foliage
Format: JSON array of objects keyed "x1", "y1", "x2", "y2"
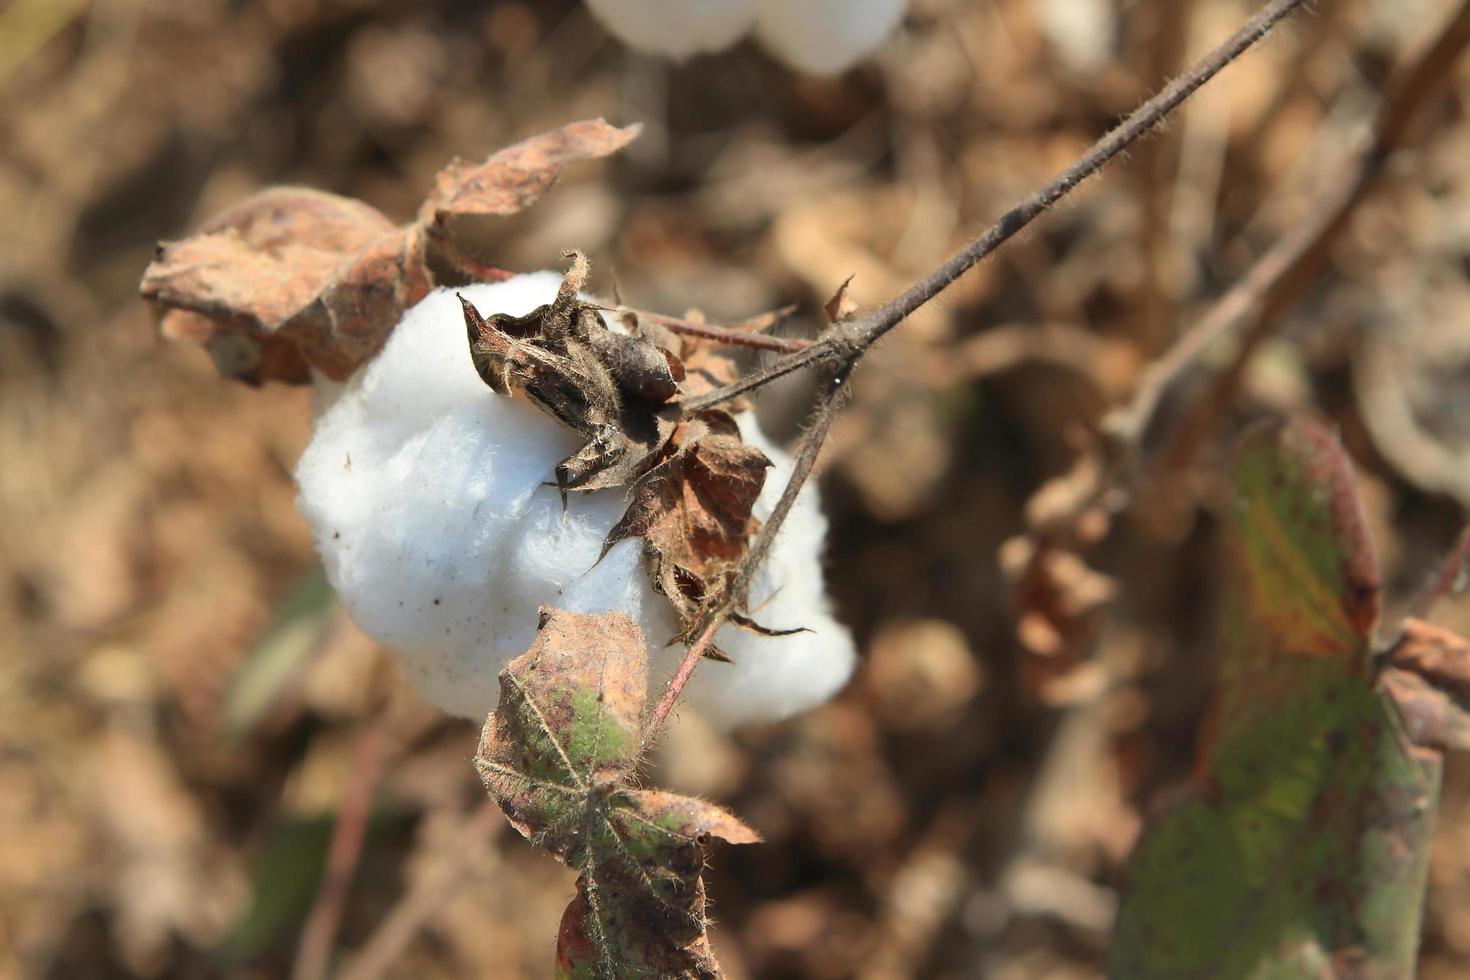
[{"x1": 140, "y1": 120, "x2": 639, "y2": 384}]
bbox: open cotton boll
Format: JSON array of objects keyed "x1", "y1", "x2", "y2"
[
  {"x1": 584, "y1": 0, "x2": 754, "y2": 60},
  {"x1": 296, "y1": 273, "x2": 855, "y2": 726},
  {"x1": 754, "y1": 0, "x2": 906, "y2": 75}
]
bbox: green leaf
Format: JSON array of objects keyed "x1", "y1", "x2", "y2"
[
  {"x1": 216, "y1": 810, "x2": 412, "y2": 965},
  {"x1": 1110, "y1": 418, "x2": 1441, "y2": 979},
  {"x1": 475, "y1": 608, "x2": 758, "y2": 980}
]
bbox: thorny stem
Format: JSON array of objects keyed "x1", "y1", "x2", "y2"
[
  {"x1": 678, "y1": 0, "x2": 1309, "y2": 417},
  {"x1": 640, "y1": 0, "x2": 1307, "y2": 741}
]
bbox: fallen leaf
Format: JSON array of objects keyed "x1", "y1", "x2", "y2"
[{"x1": 475, "y1": 608, "x2": 758, "y2": 978}]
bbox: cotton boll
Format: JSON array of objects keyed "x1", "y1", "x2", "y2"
[
  {"x1": 584, "y1": 0, "x2": 755, "y2": 60},
  {"x1": 1035, "y1": 0, "x2": 1117, "y2": 73},
  {"x1": 296, "y1": 273, "x2": 854, "y2": 726},
  {"x1": 754, "y1": 0, "x2": 906, "y2": 75}
]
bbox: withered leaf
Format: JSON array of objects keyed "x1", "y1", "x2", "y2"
[
  {"x1": 421, "y1": 120, "x2": 641, "y2": 285},
  {"x1": 602, "y1": 412, "x2": 772, "y2": 632},
  {"x1": 1384, "y1": 618, "x2": 1470, "y2": 751},
  {"x1": 475, "y1": 608, "x2": 757, "y2": 979},
  {"x1": 672, "y1": 330, "x2": 742, "y2": 401},
  {"x1": 140, "y1": 120, "x2": 639, "y2": 384},
  {"x1": 460, "y1": 252, "x2": 680, "y2": 497},
  {"x1": 459, "y1": 252, "x2": 773, "y2": 638},
  {"x1": 140, "y1": 188, "x2": 422, "y2": 383}
]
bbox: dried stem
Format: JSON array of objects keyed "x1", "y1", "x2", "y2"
[
  {"x1": 635, "y1": 307, "x2": 811, "y2": 354},
  {"x1": 337, "y1": 800, "x2": 504, "y2": 980},
  {"x1": 679, "y1": 0, "x2": 1308, "y2": 417},
  {"x1": 1410, "y1": 524, "x2": 1470, "y2": 623},
  {"x1": 291, "y1": 720, "x2": 389, "y2": 980},
  {"x1": 641, "y1": 0, "x2": 1307, "y2": 741},
  {"x1": 644, "y1": 617, "x2": 723, "y2": 743},
  {"x1": 1113, "y1": 0, "x2": 1470, "y2": 484}
]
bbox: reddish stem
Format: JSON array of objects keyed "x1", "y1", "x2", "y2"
[
  {"x1": 291, "y1": 721, "x2": 388, "y2": 980},
  {"x1": 638, "y1": 309, "x2": 812, "y2": 354},
  {"x1": 644, "y1": 618, "x2": 723, "y2": 746}
]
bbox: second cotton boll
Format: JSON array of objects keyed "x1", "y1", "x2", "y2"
[
  {"x1": 582, "y1": 0, "x2": 753, "y2": 60},
  {"x1": 753, "y1": 0, "x2": 907, "y2": 75},
  {"x1": 583, "y1": 0, "x2": 906, "y2": 74},
  {"x1": 296, "y1": 272, "x2": 857, "y2": 728}
]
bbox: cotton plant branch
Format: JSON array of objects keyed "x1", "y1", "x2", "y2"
[
  {"x1": 971, "y1": 0, "x2": 1470, "y2": 616},
  {"x1": 677, "y1": 0, "x2": 1309, "y2": 419},
  {"x1": 642, "y1": 0, "x2": 1309, "y2": 740}
]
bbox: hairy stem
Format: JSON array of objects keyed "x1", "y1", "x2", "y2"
[
  {"x1": 644, "y1": 0, "x2": 1309, "y2": 740},
  {"x1": 680, "y1": 0, "x2": 1308, "y2": 416}
]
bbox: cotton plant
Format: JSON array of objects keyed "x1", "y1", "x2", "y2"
[
  {"x1": 135, "y1": 5, "x2": 1320, "y2": 960},
  {"x1": 140, "y1": 122, "x2": 866, "y2": 974},
  {"x1": 297, "y1": 270, "x2": 855, "y2": 727},
  {"x1": 584, "y1": 0, "x2": 908, "y2": 74}
]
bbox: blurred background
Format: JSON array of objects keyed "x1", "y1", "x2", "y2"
[{"x1": 4, "y1": 0, "x2": 1470, "y2": 976}]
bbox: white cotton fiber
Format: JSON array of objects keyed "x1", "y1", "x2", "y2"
[
  {"x1": 583, "y1": 0, "x2": 906, "y2": 73},
  {"x1": 296, "y1": 273, "x2": 855, "y2": 726},
  {"x1": 583, "y1": 0, "x2": 755, "y2": 60},
  {"x1": 753, "y1": 0, "x2": 906, "y2": 75}
]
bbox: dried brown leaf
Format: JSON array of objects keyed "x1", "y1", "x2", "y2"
[
  {"x1": 140, "y1": 188, "x2": 421, "y2": 383},
  {"x1": 140, "y1": 120, "x2": 639, "y2": 384},
  {"x1": 602, "y1": 412, "x2": 772, "y2": 632},
  {"x1": 420, "y1": 119, "x2": 641, "y2": 285}
]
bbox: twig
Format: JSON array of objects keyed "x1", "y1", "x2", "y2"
[
  {"x1": 336, "y1": 800, "x2": 505, "y2": 980},
  {"x1": 1410, "y1": 524, "x2": 1470, "y2": 623},
  {"x1": 291, "y1": 720, "x2": 389, "y2": 980},
  {"x1": 679, "y1": 0, "x2": 1309, "y2": 417},
  {"x1": 1111, "y1": 0, "x2": 1470, "y2": 483},
  {"x1": 644, "y1": 618, "x2": 724, "y2": 743},
  {"x1": 641, "y1": 0, "x2": 1308, "y2": 741}
]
